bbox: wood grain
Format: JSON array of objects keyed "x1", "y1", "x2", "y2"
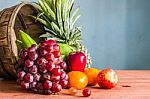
[
  {"x1": 0, "y1": 3, "x2": 45, "y2": 78},
  {"x1": 0, "y1": 70, "x2": 150, "y2": 99}
]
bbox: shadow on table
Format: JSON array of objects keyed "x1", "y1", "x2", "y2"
[{"x1": 0, "y1": 79, "x2": 32, "y2": 93}]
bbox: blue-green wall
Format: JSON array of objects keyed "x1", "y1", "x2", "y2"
[{"x1": 1, "y1": 0, "x2": 150, "y2": 70}]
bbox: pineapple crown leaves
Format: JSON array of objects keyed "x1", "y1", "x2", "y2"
[{"x1": 32, "y1": 0, "x2": 82, "y2": 46}]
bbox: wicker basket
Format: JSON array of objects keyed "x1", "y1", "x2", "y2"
[{"x1": 0, "y1": 3, "x2": 45, "y2": 78}]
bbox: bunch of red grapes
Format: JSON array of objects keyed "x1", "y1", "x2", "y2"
[{"x1": 15, "y1": 40, "x2": 68, "y2": 95}]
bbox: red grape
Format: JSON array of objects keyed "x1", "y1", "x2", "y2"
[
  {"x1": 37, "y1": 57, "x2": 47, "y2": 66},
  {"x1": 53, "y1": 44, "x2": 60, "y2": 52},
  {"x1": 45, "y1": 53, "x2": 54, "y2": 61},
  {"x1": 18, "y1": 71, "x2": 26, "y2": 81},
  {"x1": 59, "y1": 80, "x2": 68, "y2": 88},
  {"x1": 59, "y1": 62, "x2": 67, "y2": 70},
  {"x1": 28, "y1": 44, "x2": 37, "y2": 52},
  {"x1": 60, "y1": 72, "x2": 66, "y2": 80},
  {"x1": 45, "y1": 45, "x2": 53, "y2": 52},
  {"x1": 29, "y1": 52, "x2": 38, "y2": 61},
  {"x1": 21, "y1": 81, "x2": 30, "y2": 90},
  {"x1": 20, "y1": 50, "x2": 28, "y2": 59},
  {"x1": 52, "y1": 68, "x2": 61, "y2": 76},
  {"x1": 30, "y1": 81, "x2": 37, "y2": 88},
  {"x1": 29, "y1": 65, "x2": 37, "y2": 74},
  {"x1": 25, "y1": 59, "x2": 34, "y2": 68},
  {"x1": 43, "y1": 80, "x2": 52, "y2": 90},
  {"x1": 24, "y1": 73, "x2": 34, "y2": 83},
  {"x1": 45, "y1": 40, "x2": 56, "y2": 45},
  {"x1": 39, "y1": 65, "x2": 47, "y2": 73},
  {"x1": 39, "y1": 48, "x2": 47, "y2": 56},
  {"x1": 53, "y1": 51, "x2": 61, "y2": 58},
  {"x1": 16, "y1": 40, "x2": 68, "y2": 95},
  {"x1": 82, "y1": 89, "x2": 91, "y2": 97},
  {"x1": 40, "y1": 42, "x2": 47, "y2": 47},
  {"x1": 34, "y1": 73, "x2": 41, "y2": 81},
  {"x1": 46, "y1": 62, "x2": 55, "y2": 72},
  {"x1": 52, "y1": 83, "x2": 62, "y2": 93},
  {"x1": 43, "y1": 73, "x2": 51, "y2": 80},
  {"x1": 51, "y1": 75, "x2": 60, "y2": 82}
]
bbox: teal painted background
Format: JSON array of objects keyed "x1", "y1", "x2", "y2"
[{"x1": 0, "y1": 0, "x2": 150, "y2": 70}]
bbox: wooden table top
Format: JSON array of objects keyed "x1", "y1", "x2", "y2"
[{"x1": 0, "y1": 70, "x2": 150, "y2": 99}]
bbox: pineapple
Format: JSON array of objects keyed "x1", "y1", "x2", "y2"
[{"x1": 32, "y1": 0, "x2": 92, "y2": 68}]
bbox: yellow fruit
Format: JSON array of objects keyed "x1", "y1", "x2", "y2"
[
  {"x1": 84, "y1": 68, "x2": 100, "y2": 86},
  {"x1": 68, "y1": 71, "x2": 88, "y2": 89},
  {"x1": 68, "y1": 87, "x2": 78, "y2": 95}
]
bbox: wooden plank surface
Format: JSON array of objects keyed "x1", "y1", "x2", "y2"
[{"x1": 0, "y1": 70, "x2": 150, "y2": 99}]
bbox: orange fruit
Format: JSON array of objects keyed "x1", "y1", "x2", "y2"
[
  {"x1": 68, "y1": 71, "x2": 88, "y2": 89},
  {"x1": 84, "y1": 68, "x2": 100, "y2": 86}
]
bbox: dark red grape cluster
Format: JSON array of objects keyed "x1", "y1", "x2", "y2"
[{"x1": 15, "y1": 40, "x2": 68, "y2": 95}]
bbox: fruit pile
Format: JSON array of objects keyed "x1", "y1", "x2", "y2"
[
  {"x1": 14, "y1": 0, "x2": 119, "y2": 97},
  {"x1": 67, "y1": 68, "x2": 118, "y2": 97},
  {"x1": 15, "y1": 30, "x2": 118, "y2": 97},
  {"x1": 16, "y1": 40, "x2": 68, "y2": 94}
]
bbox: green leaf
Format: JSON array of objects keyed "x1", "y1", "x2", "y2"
[
  {"x1": 30, "y1": 15, "x2": 51, "y2": 29},
  {"x1": 33, "y1": 0, "x2": 82, "y2": 46},
  {"x1": 40, "y1": 32, "x2": 65, "y2": 42},
  {"x1": 70, "y1": 27, "x2": 82, "y2": 42},
  {"x1": 61, "y1": 55, "x2": 66, "y2": 61},
  {"x1": 40, "y1": 14, "x2": 52, "y2": 26},
  {"x1": 66, "y1": 28, "x2": 70, "y2": 40},
  {"x1": 65, "y1": 2, "x2": 70, "y2": 29},
  {"x1": 43, "y1": 0, "x2": 56, "y2": 21},
  {"x1": 36, "y1": 12, "x2": 44, "y2": 20},
  {"x1": 56, "y1": 0, "x2": 64, "y2": 33},
  {"x1": 71, "y1": 14, "x2": 81, "y2": 29},
  {"x1": 44, "y1": 0, "x2": 52, "y2": 7},
  {"x1": 60, "y1": 27, "x2": 64, "y2": 36},
  {"x1": 16, "y1": 40, "x2": 24, "y2": 51},
  {"x1": 52, "y1": 0, "x2": 56, "y2": 12},
  {"x1": 63, "y1": 0, "x2": 69, "y2": 31},
  {"x1": 45, "y1": 29, "x2": 57, "y2": 35},
  {"x1": 39, "y1": 33, "x2": 51, "y2": 38},
  {"x1": 70, "y1": 6, "x2": 80, "y2": 29},
  {"x1": 19, "y1": 30, "x2": 37, "y2": 48},
  {"x1": 37, "y1": 0, "x2": 55, "y2": 22},
  {"x1": 15, "y1": 56, "x2": 19, "y2": 62},
  {"x1": 58, "y1": 43, "x2": 75, "y2": 56},
  {"x1": 35, "y1": 12, "x2": 52, "y2": 26},
  {"x1": 38, "y1": 0, "x2": 47, "y2": 11},
  {"x1": 68, "y1": 0, "x2": 75, "y2": 16},
  {"x1": 51, "y1": 22, "x2": 60, "y2": 33},
  {"x1": 51, "y1": 37, "x2": 65, "y2": 42}
]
